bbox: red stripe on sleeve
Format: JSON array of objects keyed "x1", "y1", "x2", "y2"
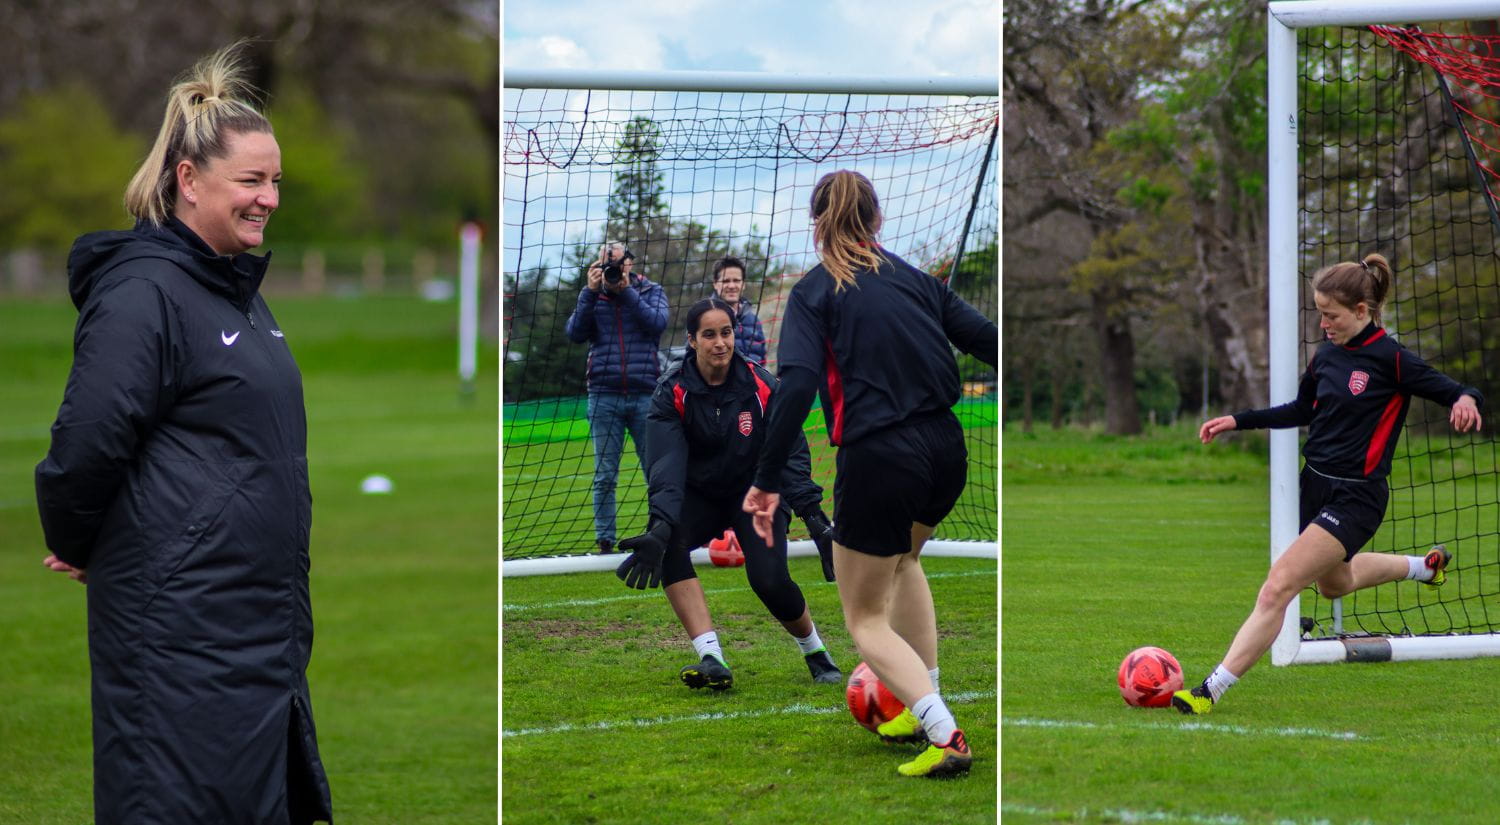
[
  {"x1": 1365, "y1": 394, "x2": 1406, "y2": 476},
  {"x1": 673, "y1": 382, "x2": 686, "y2": 419},
  {"x1": 824, "y1": 340, "x2": 845, "y2": 445},
  {"x1": 749, "y1": 363, "x2": 771, "y2": 415}
]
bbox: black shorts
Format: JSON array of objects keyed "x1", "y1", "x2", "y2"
[
  {"x1": 1299, "y1": 464, "x2": 1388, "y2": 561},
  {"x1": 832, "y1": 411, "x2": 967, "y2": 557}
]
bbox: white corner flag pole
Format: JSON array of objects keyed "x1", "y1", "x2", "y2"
[{"x1": 458, "y1": 221, "x2": 482, "y2": 397}]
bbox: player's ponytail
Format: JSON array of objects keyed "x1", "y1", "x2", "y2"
[
  {"x1": 810, "y1": 170, "x2": 887, "y2": 291},
  {"x1": 1312, "y1": 252, "x2": 1394, "y2": 323},
  {"x1": 124, "y1": 41, "x2": 273, "y2": 226}
]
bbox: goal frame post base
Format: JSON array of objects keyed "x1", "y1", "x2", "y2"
[
  {"x1": 502, "y1": 539, "x2": 996, "y2": 578},
  {"x1": 1275, "y1": 633, "x2": 1500, "y2": 666}
]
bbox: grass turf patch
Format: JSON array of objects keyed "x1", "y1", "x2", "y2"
[
  {"x1": 1002, "y1": 424, "x2": 1500, "y2": 825},
  {"x1": 0, "y1": 294, "x2": 497, "y2": 824},
  {"x1": 501, "y1": 556, "x2": 997, "y2": 824}
]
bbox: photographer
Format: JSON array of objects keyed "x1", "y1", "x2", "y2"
[{"x1": 565, "y1": 241, "x2": 669, "y2": 554}]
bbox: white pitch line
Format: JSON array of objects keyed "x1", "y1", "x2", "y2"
[
  {"x1": 1005, "y1": 716, "x2": 1363, "y2": 741},
  {"x1": 1002, "y1": 803, "x2": 1375, "y2": 825},
  {"x1": 503, "y1": 689, "x2": 995, "y2": 738},
  {"x1": 502, "y1": 568, "x2": 995, "y2": 613}
]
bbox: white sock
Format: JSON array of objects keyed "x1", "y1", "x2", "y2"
[
  {"x1": 1407, "y1": 555, "x2": 1434, "y2": 582},
  {"x1": 928, "y1": 666, "x2": 940, "y2": 692},
  {"x1": 911, "y1": 692, "x2": 957, "y2": 745},
  {"x1": 794, "y1": 627, "x2": 825, "y2": 656},
  {"x1": 1204, "y1": 663, "x2": 1238, "y2": 702},
  {"x1": 691, "y1": 631, "x2": 725, "y2": 666}
]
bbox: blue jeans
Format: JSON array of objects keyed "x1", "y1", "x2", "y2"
[{"x1": 587, "y1": 391, "x2": 651, "y2": 543}]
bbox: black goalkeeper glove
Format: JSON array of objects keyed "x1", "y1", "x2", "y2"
[
  {"x1": 804, "y1": 510, "x2": 836, "y2": 582},
  {"x1": 615, "y1": 521, "x2": 671, "y2": 589}
]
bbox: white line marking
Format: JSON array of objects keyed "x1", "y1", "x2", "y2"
[
  {"x1": 1002, "y1": 804, "x2": 1372, "y2": 825},
  {"x1": 1005, "y1": 716, "x2": 1363, "y2": 741},
  {"x1": 502, "y1": 568, "x2": 994, "y2": 613},
  {"x1": 503, "y1": 689, "x2": 994, "y2": 738}
]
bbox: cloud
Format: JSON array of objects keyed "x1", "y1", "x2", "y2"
[{"x1": 503, "y1": 0, "x2": 998, "y2": 77}]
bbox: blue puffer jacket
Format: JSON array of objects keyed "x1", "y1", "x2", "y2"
[
  {"x1": 565, "y1": 274, "x2": 670, "y2": 394},
  {"x1": 732, "y1": 299, "x2": 767, "y2": 365}
]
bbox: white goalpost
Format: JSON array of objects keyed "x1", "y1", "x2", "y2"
[{"x1": 1268, "y1": 0, "x2": 1500, "y2": 665}]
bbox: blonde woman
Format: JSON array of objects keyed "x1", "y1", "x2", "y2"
[
  {"x1": 35, "y1": 44, "x2": 332, "y2": 823},
  {"x1": 743, "y1": 170, "x2": 997, "y2": 778}
]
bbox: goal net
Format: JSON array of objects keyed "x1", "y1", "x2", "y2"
[
  {"x1": 503, "y1": 74, "x2": 999, "y2": 560},
  {"x1": 1272, "y1": 5, "x2": 1500, "y2": 663}
]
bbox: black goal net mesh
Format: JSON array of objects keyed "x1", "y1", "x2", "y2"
[
  {"x1": 1299, "y1": 23, "x2": 1500, "y2": 639},
  {"x1": 503, "y1": 84, "x2": 999, "y2": 559}
]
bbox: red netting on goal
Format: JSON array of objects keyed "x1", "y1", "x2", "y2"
[{"x1": 503, "y1": 86, "x2": 998, "y2": 559}]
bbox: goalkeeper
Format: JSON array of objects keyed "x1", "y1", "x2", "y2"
[
  {"x1": 743, "y1": 170, "x2": 998, "y2": 779},
  {"x1": 1174, "y1": 252, "x2": 1483, "y2": 715},
  {"x1": 614, "y1": 296, "x2": 842, "y2": 690}
]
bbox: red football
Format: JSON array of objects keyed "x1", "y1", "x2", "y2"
[
  {"x1": 846, "y1": 661, "x2": 906, "y2": 732},
  {"x1": 1117, "y1": 646, "x2": 1183, "y2": 708},
  {"x1": 707, "y1": 530, "x2": 744, "y2": 567}
]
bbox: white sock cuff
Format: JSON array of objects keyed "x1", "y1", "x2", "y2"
[
  {"x1": 928, "y1": 666, "x2": 940, "y2": 692},
  {"x1": 911, "y1": 692, "x2": 957, "y2": 745},
  {"x1": 794, "y1": 628, "x2": 825, "y2": 656},
  {"x1": 1407, "y1": 555, "x2": 1431, "y2": 581},
  {"x1": 691, "y1": 631, "x2": 724, "y2": 663}
]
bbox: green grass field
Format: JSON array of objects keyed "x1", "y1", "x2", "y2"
[
  {"x1": 1002, "y1": 425, "x2": 1500, "y2": 825},
  {"x1": 500, "y1": 555, "x2": 998, "y2": 824},
  {"x1": 0, "y1": 293, "x2": 498, "y2": 824}
]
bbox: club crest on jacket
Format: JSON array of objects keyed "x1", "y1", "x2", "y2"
[
  {"x1": 738, "y1": 411, "x2": 753, "y2": 436},
  {"x1": 1349, "y1": 370, "x2": 1369, "y2": 395}
]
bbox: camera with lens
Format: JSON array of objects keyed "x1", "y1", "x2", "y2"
[{"x1": 599, "y1": 246, "x2": 634, "y2": 285}]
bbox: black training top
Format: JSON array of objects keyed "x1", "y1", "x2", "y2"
[
  {"x1": 1232, "y1": 323, "x2": 1484, "y2": 480},
  {"x1": 752, "y1": 248, "x2": 997, "y2": 492},
  {"x1": 646, "y1": 351, "x2": 824, "y2": 531}
]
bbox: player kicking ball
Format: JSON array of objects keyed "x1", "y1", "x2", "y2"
[
  {"x1": 1175, "y1": 253, "x2": 1482, "y2": 714},
  {"x1": 744, "y1": 170, "x2": 997, "y2": 777}
]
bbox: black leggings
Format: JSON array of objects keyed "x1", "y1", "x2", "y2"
[{"x1": 661, "y1": 490, "x2": 807, "y2": 624}]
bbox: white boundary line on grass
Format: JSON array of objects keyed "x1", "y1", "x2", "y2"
[
  {"x1": 502, "y1": 568, "x2": 995, "y2": 613},
  {"x1": 1005, "y1": 716, "x2": 1363, "y2": 741},
  {"x1": 502, "y1": 689, "x2": 995, "y2": 738},
  {"x1": 1002, "y1": 803, "x2": 1383, "y2": 825}
]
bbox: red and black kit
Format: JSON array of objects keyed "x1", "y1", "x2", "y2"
[
  {"x1": 753, "y1": 249, "x2": 998, "y2": 555},
  {"x1": 644, "y1": 351, "x2": 824, "y2": 620},
  {"x1": 1233, "y1": 322, "x2": 1484, "y2": 556}
]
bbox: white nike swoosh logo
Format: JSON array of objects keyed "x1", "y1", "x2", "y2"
[{"x1": 221, "y1": 331, "x2": 241, "y2": 346}]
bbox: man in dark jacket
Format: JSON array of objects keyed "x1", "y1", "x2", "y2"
[
  {"x1": 710, "y1": 256, "x2": 767, "y2": 365},
  {"x1": 565, "y1": 242, "x2": 670, "y2": 553}
]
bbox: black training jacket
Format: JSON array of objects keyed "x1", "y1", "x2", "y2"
[
  {"x1": 752, "y1": 248, "x2": 998, "y2": 491},
  {"x1": 775, "y1": 249, "x2": 997, "y2": 446},
  {"x1": 34, "y1": 218, "x2": 332, "y2": 824},
  {"x1": 1233, "y1": 323, "x2": 1484, "y2": 480},
  {"x1": 646, "y1": 352, "x2": 824, "y2": 531}
]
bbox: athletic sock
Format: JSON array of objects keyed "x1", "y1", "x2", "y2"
[
  {"x1": 911, "y1": 692, "x2": 957, "y2": 745},
  {"x1": 1203, "y1": 663, "x2": 1238, "y2": 702},
  {"x1": 691, "y1": 631, "x2": 726, "y2": 666},
  {"x1": 928, "y1": 666, "x2": 941, "y2": 693},
  {"x1": 793, "y1": 627, "x2": 825, "y2": 656},
  {"x1": 1407, "y1": 555, "x2": 1435, "y2": 582}
]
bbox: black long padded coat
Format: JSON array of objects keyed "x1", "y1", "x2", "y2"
[{"x1": 35, "y1": 218, "x2": 333, "y2": 825}]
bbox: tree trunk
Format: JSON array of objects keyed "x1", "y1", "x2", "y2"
[
  {"x1": 1091, "y1": 286, "x2": 1142, "y2": 435},
  {"x1": 1050, "y1": 362, "x2": 1066, "y2": 430}
]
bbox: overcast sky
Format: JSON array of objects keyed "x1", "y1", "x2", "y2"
[{"x1": 502, "y1": 0, "x2": 999, "y2": 79}]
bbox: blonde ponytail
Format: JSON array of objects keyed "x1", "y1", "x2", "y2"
[
  {"x1": 1312, "y1": 252, "x2": 1394, "y2": 322},
  {"x1": 810, "y1": 170, "x2": 886, "y2": 290},
  {"x1": 124, "y1": 42, "x2": 273, "y2": 225}
]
